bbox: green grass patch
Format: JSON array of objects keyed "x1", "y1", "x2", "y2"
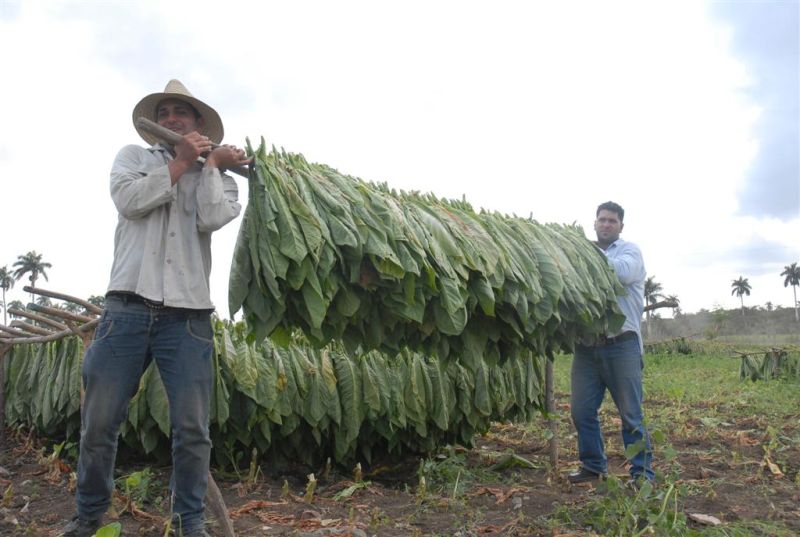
[{"x1": 543, "y1": 348, "x2": 800, "y2": 536}]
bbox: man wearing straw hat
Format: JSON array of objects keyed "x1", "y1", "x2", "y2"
[{"x1": 62, "y1": 80, "x2": 250, "y2": 537}]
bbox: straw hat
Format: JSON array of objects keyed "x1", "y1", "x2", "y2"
[{"x1": 132, "y1": 79, "x2": 224, "y2": 145}]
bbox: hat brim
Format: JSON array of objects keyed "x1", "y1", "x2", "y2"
[{"x1": 132, "y1": 92, "x2": 224, "y2": 146}]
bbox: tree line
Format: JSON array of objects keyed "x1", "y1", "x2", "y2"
[
  {"x1": 731, "y1": 263, "x2": 800, "y2": 322},
  {"x1": 2, "y1": 252, "x2": 799, "y2": 328},
  {"x1": 0, "y1": 251, "x2": 104, "y2": 326}
]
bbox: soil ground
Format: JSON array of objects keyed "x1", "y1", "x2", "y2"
[{"x1": 2, "y1": 384, "x2": 798, "y2": 537}]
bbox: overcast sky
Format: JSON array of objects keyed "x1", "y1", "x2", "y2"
[{"x1": 0, "y1": 0, "x2": 798, "y2": 319}]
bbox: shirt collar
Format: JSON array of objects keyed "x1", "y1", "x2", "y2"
[
  {"x1": 148, "y1": 142, "x2": 171, "y2": 153},
  {"x1": 148, "y1": 143, "x2": 173, "y2": 160}
]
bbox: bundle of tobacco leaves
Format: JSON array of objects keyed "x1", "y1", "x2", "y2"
[{"x1": 229, "y1": 140, "x2": 624, "y2": 363}]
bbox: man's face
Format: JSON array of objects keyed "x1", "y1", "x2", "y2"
[
  {"x1": 156, "y1": 99, "x2": 204, "y2": 136},
  {"x1": 594, "y1": 209, "x2": 623, "y2": 244}
]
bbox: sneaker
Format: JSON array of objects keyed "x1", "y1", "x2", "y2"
[
  {"x1": 567, "y1": 467, "x2": 606, "y2": 484},
  {"x1": 60, "y1": 516, "x2": 101, "y2": 537}
]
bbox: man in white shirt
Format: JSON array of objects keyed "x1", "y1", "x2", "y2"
[
  {"x1": 63, "y1": 80, "x2": 250, "y2": 537},
  {"x1": 568, "y1": 201, "x2": 654, "y2": 487}
]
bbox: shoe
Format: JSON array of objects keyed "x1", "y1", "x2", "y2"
[
  {"x1": 567, "y1": 467, "x2": 606, "y2": 484},
  {"x1": 60, "y1": 516, "x2": 101, "y2": 537},
  {"x1": 625, "y1": 475, "x2": 652, "y2": 491}
]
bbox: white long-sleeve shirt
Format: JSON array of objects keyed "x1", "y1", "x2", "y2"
[
  {"x1": 604, "y1": 238, "x2": 646, "y2": 353},
  {"x1": 106, "y1": 143, "x2": 241, "y2": 309}
]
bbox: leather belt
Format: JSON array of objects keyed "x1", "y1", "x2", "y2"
[
  {"x1": 592, "y1": 330, "x2": 638, "y2": 347},
  {"x1": 106, "y1": 291, "x2": 168, "y2": 310}
]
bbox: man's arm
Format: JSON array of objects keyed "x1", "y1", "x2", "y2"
[
  {"x1": 195, "y1": 145, "x2": 250, "y2": 231},
  {"x1": 195, "y1": 168, "x2": 242, "y2": 232},
  {"x1": 110, "y1": 145, "x2": 175, "y2": 220},
  {"x1": 607, "y1": 243, "x2": 645, "y2": 285}
]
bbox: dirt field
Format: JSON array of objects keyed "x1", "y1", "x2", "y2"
[{"x1": 2, "y1": 374, "x2": 799, "y2": 537}]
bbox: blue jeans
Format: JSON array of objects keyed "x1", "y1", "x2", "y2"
[
  {"x1": 570, "y1": 337, "x2": 654, "y2": 480},
  {"x1": 76, "y1": 297, "x2": 214, "y2": 533}
]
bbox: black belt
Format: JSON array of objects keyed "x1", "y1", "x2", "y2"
[
  {"x1": 591, "y1": 331, "x2": 638, "y2": 347},
  {"x1": 105, "y1": 292, "x2": 214, "y2": 314},
  {"x1": 106, "y1": 291, "x2": 168, "y2": 310}
]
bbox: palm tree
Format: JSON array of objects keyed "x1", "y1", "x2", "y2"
[
  {"x1": 781, "y1": 262, "x2": 800, "y2": 322},
  {"x1": 85, "y1": 295, "x2": 106, "y2": 315},
  {"x1": 88, "y1": 295, "x2": 106, "y2": 308},
  {"x1": 63, "y1": 302, "x2": 83, "y2": 314},
  {"x1": 730, "y1": 276, "x2": 751, "y2": 316},
  {"x1": 0, "y1": 266, "x2": 14, "y2": 326},
  {"x1": 7, "y1": 300, "x2": 24, "y2": 319},
  {"x1": 12, "y1": 251, "x2": 52, "y2": 301},
  {"x1": 644, "y1": 275, "x2": 663, "y2": 307},
  {"x1": 35, "y1": 296, "x2": 53, "y2": 308},
  {"x1": 643, "y1": 276, "x2": 663, "y2": 338},
  {"x1": 666, "y1": 294, "x2": 681, "y2": 317}
]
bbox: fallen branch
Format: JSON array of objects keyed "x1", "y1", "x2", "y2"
[{"x1": 229, "y1": 500, "x2": 290, "y2": 518}]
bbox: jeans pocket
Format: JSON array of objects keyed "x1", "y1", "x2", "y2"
[
  {"x1": 93, "y1": 317, "x2": 114, "y2": 342},
  {"x1": 186, "y1": 316, "x2": 213, "y2": 344}
]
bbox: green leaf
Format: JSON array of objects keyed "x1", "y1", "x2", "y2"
[
  {"x1": 145, "y1": 365, "x2": 170, "y2": 437},
  {"x1": 95, "y1": 522, "x2": 122, "y2": 537},
  {"x1": 490, "y1": 452, "x2": 536, "y2": 471},
  {"x1": 624, "y1": 439, "x2": 647, "y2": 460}
]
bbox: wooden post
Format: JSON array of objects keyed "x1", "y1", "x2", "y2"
[
  {"x1": 545, "y1": 351, "x2": 558, "y2": 470},
  {"x1": 206, "y1": 473, "x2": 235, "y2": 537}
]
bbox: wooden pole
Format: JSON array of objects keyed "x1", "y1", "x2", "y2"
[
  {"x1": 642, "y1": 299, "x2": 678, "y2": 313},
  {"x1": 10, "y1": 320, "x2": 52, "y2": 336},
  {"x1": 27, "y1": 303, "x2": 95, "y2": 324},
  {"x1": 0, "y1": 318, "x2": 99, "y2": 345},
  {"x1": 135, "y1": 118, "x2": 250, "y2": 179},
  {"x1": 22, "y1": 286, "x2": 103, "y2": 315},
  {"x1": 545, "y1": 351, "x2": 558, "y2": 470},
  {"x1": 0, "y1": 325, "x2": 31, "y2": 338},
  {"x1": 206, "y1": 473, "x2": 235, "y2": 537},
  {"x1": 8, "y1": 308, "x2": 69, "y2": 331}
]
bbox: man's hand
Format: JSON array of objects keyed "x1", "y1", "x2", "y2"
[
  {"x1": 168, "y1": 132, "x2": 215, "y2": 184},
  {"x1": 174, "y1": 132, "x2": 215, "y2": 166},
  {"x1": 204, "y1": 144, "x2": 253, "y2": 171}
]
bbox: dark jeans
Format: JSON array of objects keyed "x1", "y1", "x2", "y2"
[
  {"x1": 570, "y1": 336, "x2": 654, "y2": 480},
  {"x1": 76, "y1": 297, "x2": 214, "y2": 532}
]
